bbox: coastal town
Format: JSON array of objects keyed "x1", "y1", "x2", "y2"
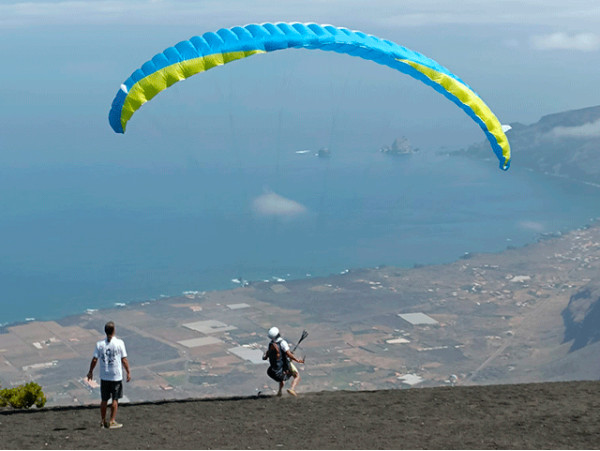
[{"x1": 1, "y1": 223, "x2": 600, "y2": 406}]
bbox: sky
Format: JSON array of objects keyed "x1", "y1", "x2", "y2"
[{"x1": 1, "y1": 0, "x2": 600, "y2": 169}]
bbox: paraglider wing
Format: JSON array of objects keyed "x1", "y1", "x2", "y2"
[{"x1": 109, "y1": 22, "x2": 510, "y2": 170}]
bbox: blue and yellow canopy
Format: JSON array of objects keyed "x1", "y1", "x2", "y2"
[{"x1": 109, "y1": 22, "x2": 510, "y2": 170}]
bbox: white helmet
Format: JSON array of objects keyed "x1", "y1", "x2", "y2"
[{"x1": 267, "y1": 327, "x2": 279, "y2": 340}]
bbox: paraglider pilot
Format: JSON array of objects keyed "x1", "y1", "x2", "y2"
[{"x1": 263, "y1": 327, "x2": 304, "y2": 396}]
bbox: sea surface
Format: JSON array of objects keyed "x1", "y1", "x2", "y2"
[{"x1": 2, "y1": 151, "x2": 599, "y2": 326}]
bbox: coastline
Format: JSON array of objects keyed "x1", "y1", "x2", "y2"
[
  {"x1": 3, "y1": 210, "x2": 599, "y2": 331},
  {"x1": 4, "y1": 153, "x2": 600, "y2": 328},
  {"x1": 2, "y1": 220, "x2": 600, "y2": 406}
]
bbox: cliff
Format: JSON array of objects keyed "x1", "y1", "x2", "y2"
[
  {"x1": 563, "y1": 282, "x2": 600, "y2": 351},
  {"x1": 455, "y1": 105, "x2": 600, "y2": 184}
]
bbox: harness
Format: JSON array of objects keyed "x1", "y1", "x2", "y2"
[{"x1": 266, "y1": 340, "x2": 291, "y2": 382}]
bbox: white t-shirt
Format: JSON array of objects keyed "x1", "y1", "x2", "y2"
[
  {"x1": 93, "y1": 337, "x2": 127, "y2": 382},
  {"x1": 274, "y1": 337, "x2": 290, "y2": 353}
]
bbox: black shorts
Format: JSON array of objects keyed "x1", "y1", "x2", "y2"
[{"x1": 100, "y1": 380, "x2": 123, "y2": 402}]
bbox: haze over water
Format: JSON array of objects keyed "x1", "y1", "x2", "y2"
[{"x1": 2, "y1": 149, "x2": 599, "y2": 326}]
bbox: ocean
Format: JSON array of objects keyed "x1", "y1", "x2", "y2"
[{"x1": 2, "y1": 151, "x2": 599, "y2": 326}]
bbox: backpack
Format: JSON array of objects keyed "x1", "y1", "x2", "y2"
[{"x1": 266, "y1": 340, "x2": 291, "y2": 382}]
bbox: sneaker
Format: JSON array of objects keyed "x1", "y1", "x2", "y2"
[
  {"x1": 108, "y1": 421, "x2": 123, "y2": 429},
  {"x1": 287, "y1": 389, "x2": 297, "y2": 397},
  {"x1": 101, "y1": 420, "x2": 108, "y2": 428}
]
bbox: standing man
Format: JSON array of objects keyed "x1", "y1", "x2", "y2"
[
  {"x1": 87, "y1": 321, "x2": 131, "y2": 429},
  {"x1": 262, "y1": 326, "x2": 304, "y2": 397}
]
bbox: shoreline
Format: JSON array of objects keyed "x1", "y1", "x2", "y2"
[
  {"x1": 3, "y1": 154, "x2": 600, "y2": 329},
  {"x1": 2, "y1": 220, "x2": 600, "y2": 405},
  {"x1": 3, "y1": 216, "x2": 599, "y2": 332},
  {"x1": 4, "y1": 155, "x2": 600, "y2": 329}
]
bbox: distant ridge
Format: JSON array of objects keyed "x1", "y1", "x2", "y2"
[
  {"x1": 563, "y1": 282, "x2": 600, "y2": 351},
  {"x1": 454, "y1": 105, "x2": 600, "y2": 184}
]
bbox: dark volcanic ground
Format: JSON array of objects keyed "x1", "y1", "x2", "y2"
[{"x1": 2, "y1": 381, "x2": 600, "y2": 449}]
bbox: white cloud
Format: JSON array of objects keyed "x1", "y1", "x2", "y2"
[
  {"x1": 530, "y1": 32, "x2": 600, "y2": 51},
  {"x1": 252, "y1": 191, "x2": 307, "y2": 218},
  {"x1": 376, "y1": 1, "x2": 600, "y2": 28},
  {"x1": 0, "y1": 0, "x2": 361, "y2": 29},
  {"x1": 552, "y1": 119, "x2": 600, "y2": 138},
  {"x1": 3, "y1": 0, "x2": 600, "y2": 30}
]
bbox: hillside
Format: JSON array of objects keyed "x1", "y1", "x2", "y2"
[
  {"x1": 453, "y1": 105, "x2": 600, "y2": 184},
  {"x1": 1, "y1": 381, "x2": 599, "y2": 449},
  {"x1": 563, "y1": 282, "x2": 600, "y2": 351},
  {"x1": 3, "y1": 223, "x2": 600, "y2": 406}
]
